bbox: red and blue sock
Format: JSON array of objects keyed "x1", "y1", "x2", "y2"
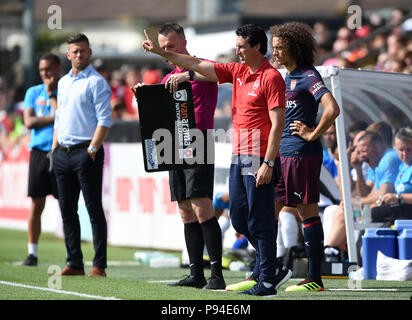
[{"x1": 303, "y1": 216, "x2": 324, "y2": 282}]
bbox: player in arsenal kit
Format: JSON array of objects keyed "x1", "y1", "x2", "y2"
[{"x1": 270, "y1": 22, "x2": 340, "y2": 292}]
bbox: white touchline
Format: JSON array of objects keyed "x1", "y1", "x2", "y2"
[
  {"x1": 0, "y1": 280, "x2": 120, "y2": 300},
  {"x1": 328, "y1": 288, "x2": 397, "y2": 292}
]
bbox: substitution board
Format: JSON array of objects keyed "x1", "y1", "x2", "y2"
[{"x1": 135, "y1": 82, "x2": 202, "y2": 172}]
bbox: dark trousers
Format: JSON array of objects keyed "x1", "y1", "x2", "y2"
[
  {"x1": 52, "y1": 146, "x2": 107, "y2": 269},
  {"x1": 372, "y1": 204, "x2": 412, "y2": 226},
  {"x1": 229, "y1": 155, "x2": 280, "y2": 284}
]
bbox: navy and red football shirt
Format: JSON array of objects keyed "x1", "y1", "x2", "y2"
[{"x1": 280, "y1": 65, "x2": 330, "y2": 157}]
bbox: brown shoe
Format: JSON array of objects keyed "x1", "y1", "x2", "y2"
[
  {"x1": 88, "y1": 267, "x2": 106, "y2": 277},
  {"x1": 58, "y1": 266, "x2": 85, "y2": 276}
]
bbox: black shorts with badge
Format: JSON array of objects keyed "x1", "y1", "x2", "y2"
[
  {"x1": 169, "y1": 164, "x2": 214, "y2": 202},
  {"x1": 168, "y1": 130, "x2": 214, "y2": 202},
  {"x1": 28, "y1": 148, "x2": 58, "y2": 199}
]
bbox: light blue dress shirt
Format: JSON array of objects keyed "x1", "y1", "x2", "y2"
[{"x1": 56, "y1": 64, "x2": 113, "y2": 146}]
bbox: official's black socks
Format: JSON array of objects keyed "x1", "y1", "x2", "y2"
[
  {"x1": 184, "y1": 221, "x2": 205, "y2": 279},
  {"x1": 200, "y1": 217, "x2": 223, "y2": 278}
]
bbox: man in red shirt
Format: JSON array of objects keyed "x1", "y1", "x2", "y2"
[
  {"x1": 134, "y1": 23, "x2": 224, "y2": 290},
  {"x1": 142, "y1": 24, "x2": 289, "y2": 297}
]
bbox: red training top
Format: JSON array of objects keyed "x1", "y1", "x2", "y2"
[{"x1": 214, "y1": 59, "x2": 285, "y2": 157}]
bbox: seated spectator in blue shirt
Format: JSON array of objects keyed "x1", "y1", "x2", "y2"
[
  {"x1": 372, "y1": 127, "x2": 412, "y2": 225},
  {"x1": 366, "y1": 147, "x2": 402, "y2": 192},
  {"x1": 365, "y1": 121, "x2": 402, "y2": 195},
  {"x1": 322, "y1": 123, "x2": 338, "y2": 179},
  {"x1": 355, "y1": 131, "x2": 401, "y2": 205}
]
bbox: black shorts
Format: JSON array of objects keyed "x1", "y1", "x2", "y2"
[
  {"x1": 169, "y1": 164, "x2": 215, "y2": 202},
  {"x1": 28, "y1": 148, "x2": 58, "y2": 198}
]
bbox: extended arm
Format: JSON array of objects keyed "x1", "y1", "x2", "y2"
[
  {"x1": 164, "y1": 70, "x2": 215, "y2": 93},
  {"x1": 142, "y1": 30, "x2": 218, "y2": 82}
]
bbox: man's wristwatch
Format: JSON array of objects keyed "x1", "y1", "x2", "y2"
[
  {"x1": 263, "y1": 159, "x2": 275, "y2": 167},
  {"x1": 188, "y1": 70, "x2": 194, "y2": 81},
  {"x1": 397, "y1": 193, "x2": 403, "y2": 205},
  {"x1": 89, "y1": 145, "x2": 98, "y2": 154}
]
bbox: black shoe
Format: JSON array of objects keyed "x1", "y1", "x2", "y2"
[
  {"x1": 240, "y1": 281, "x2": 277, "y2": 297},
  {"x1": 167, "y1": 275, "x2": 207, "y2": 288},
  {"x1": 203, "y1": 275, "x2": 226, "y2": 290},
  {"x1": 22, "y1": 254, "x2": 37, "y2": 266},
  {"x1": 273, "y1": 265, "x2": 292, "y2": 290}
]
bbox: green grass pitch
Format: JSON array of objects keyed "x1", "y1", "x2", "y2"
[{"x1": 0, "y1": 227, "x2": 411, "y2": 301}]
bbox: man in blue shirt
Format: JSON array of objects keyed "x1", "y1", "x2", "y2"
[
  {"x1": 52, "y1": 33, "x2": 113, "y2": 277},
  {"x1": 372, "y1": 127, "x2": 412, "y2": 223},
  {"x1": 355, "y1": 131, "x2": 401, "y2": 204},
  {"x1": 322, "y1": 123, "x2": 338, "y2": 179},
  {"x1": 22, "y1": 53, "x2": 61, "y2": 266}
]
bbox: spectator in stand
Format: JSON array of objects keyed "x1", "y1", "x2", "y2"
[
  {"x1": 364, "y1": 121, "x2": 402, "y2": 202},
  {"x1": 370, "y1": 33, "x2": 388, "y2": 53},
  {"x1": 372, "y1": 127, "x2": 412, "y2": 225},
  {"x1": 141, "y1": 67, "x2": 162, "y2": 85},
  {"x1": 375, "y1": 52, "x2": 391, "y2": 71},
  {"x1": 110, "y1": 70, "x2": 126, "y2": 109},
  {"x1": 403, "y1": 50, "x2": 412, "y2": 73},
  {"x1": 407, "y1": 39, "x2": 412, "y2": 52},
  {"x1": 93, "y1": 59, "x2": 110, "y2": 83},
  {"x1": 347, "y1": 26, "x2": 370, "y2": 64},
  {"x1": 384, "y1": 34, "x2": 407, "y2": 71},
  {"x1": 323, "y1": 127, "x2": 401, "y2": 262},
  {"x1": 323, "y1": 129, "x2": 368, "y2": 261},
  {"x1": 389, "y1": 59, "x2": 407, "y2": 73},
  {"x1": 346, "y1": 120, "x2": 370, "y2": 190},
  {"x1": 123, "y1": 68, "x2": 140, "y2": 118},
  {"x1": 110, "y1": 96, "x2": 135, "y2": 120},
  {"x1": 348, "y1": 120, "x2": 369, "y2": 142},
  {"x1": 322, "y1": 26, "x2": 356, "y2": 68},
  {"x1": 367, "y1": 121, "x2": 397, "y2": 154},
  {"x1": 312, "y1": 21, "x2": 333, "y2": 47},
  {"x1": 390, "y1": 8, "x2": 412, "y2": 35},
  {"x1": 21, "y1": 53, "x2": 61, "y2": 266},
  {"x1": 320, "y1": 120, "x2": 368, "y2": 260},
  {"x1": 322, "y1": 123, "x2": 338, "y2": 180}
]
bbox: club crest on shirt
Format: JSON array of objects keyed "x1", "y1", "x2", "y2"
[
  {"x1": 290, "y1": 80, "x2": 296, "y2": 91},
  {"x1": 253, "y1": 79, "x2": 260, "y2": 91}
]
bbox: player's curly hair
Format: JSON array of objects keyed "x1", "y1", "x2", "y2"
[{"x1": 270, "y1": 22, "x2": 316, "y2": 66}]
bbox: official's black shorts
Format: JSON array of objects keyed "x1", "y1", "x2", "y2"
[
  {"x1": 169, "y1": 164, "x2": 215, "y2": 202},
  {"x1": 28, "y1": 148, "x2": 58, "y2": 199},
  {"x1": 169, "y1": 129, "x2": 215, "y2": 202}
]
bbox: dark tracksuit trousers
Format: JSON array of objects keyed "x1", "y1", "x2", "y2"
[{"x1": 229, "y1": 155, "x2": 280, "y2": 284}]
